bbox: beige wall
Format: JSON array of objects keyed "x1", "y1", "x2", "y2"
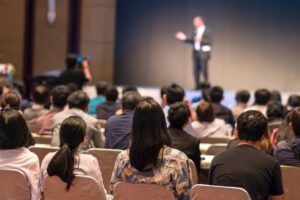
[
  {"x1": 33, "y1": 0, "x2": 69, "y2": 76},
  {"x1": 0, "y1": 0, "x2": 25, "y2": 80},
  {"x1": 80, "y1": 0, "x2": 116, "y2": 84}
]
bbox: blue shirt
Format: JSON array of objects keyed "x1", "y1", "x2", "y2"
[
  {"x1": 88, "y1": 96, "x2": 106, "y2": 115},
  {"x1": 105, "y1": 110, "x2": 134, "y2": 149},
  {"x1": 274, "y1": 137, "x2": 300, "y2": 167}
]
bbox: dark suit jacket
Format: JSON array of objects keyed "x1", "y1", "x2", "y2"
[{"x1": 168, "y1": 127, "x2": 201, "y2": 172}]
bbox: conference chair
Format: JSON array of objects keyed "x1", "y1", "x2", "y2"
[
  {"x1": 32, "y1": 133, "x2": 52, "y2": 145},
  {"x1": 201, "y1": 137, "x2": 229, "y2": 144},
  {"x1": 188, "y1": 159, "x2": 198, "y2": 185},
  {"x1": 0, "y1": 168, "x2": 31, "y2": 200},
  {"x1": 87, "y1": 148, "x2": 122, "y2": 191},
  {"x1": 206, "y1": 144, "x2": 227, "y2": 155},
  {"x1": 43, "y1": 175, "x2": 106, "y2": 200},
  {"x1": 113, "y1": 182, "x2": 175, "y2": 200},
  {"x1": 190, "y1": 184, "x2": 251, "y2": 200},
  {"x1": 29, "y1": 145, "x2": 59, "y2": 165},
  {"x1": 281, "y1": 165, "x2": 300, "y2": 200}
]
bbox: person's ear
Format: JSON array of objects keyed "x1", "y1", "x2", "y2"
[{"x1": 163, "y1": 94, "x2": 167, "y2": 105}]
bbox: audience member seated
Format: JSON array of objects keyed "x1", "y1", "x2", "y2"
[
  {"x1": 270, "y1": 90, "x2": 282, "y2": 104},
  {"x1": 110, "y1": 97, "x2": 192, "y2": 200},
  {"x1": 185, "y1": 101, "x2": 228, "y2": 139},
  {"x1": 105, "y1": 91, "x2": 141, "y2": 149},
  {"x1": 96, "y1": 87, "x2": 121, "y2": 120},
  {"x1": 36, "y1": 85, "x2": 71, "y2": 135},
  {"x1": 88, "y1": 81, "x2": 108, "y2": 115},
  {"x1": 0, "y1": 91, "x2": 21, "y2": 110},
  {"x1": 23, "y1": 84, "x2": 49, "y2": 132},
  {"x1": 285, "y1": 94, "x2": 300, "y2": 114},
  {"x1": 52, "y1": 91, "x2": 103, "y2": 149},
  {"x1": 230, "y1": 90, "x2": 250, "y2": 121},
  {"x1": 168, "y1": 102, "x2": 201, "y2": 173},
  {"x1": 40, "y1": 116, "x2": 107, "y2": 198},
  {"x1": 267, "y1": 102, "x2": 284, "y2": 133},
  {"x1": 274, "y1": 108, "x2": 300, "y2": 167},
  {"x1": 209, "y1": 110, "x2": 284, "y2": 200},
  {"x1": 244, "y1": 88, "x2": 271, "y2": 116},
  {"x1": 208, "y1": 86, "x2": 235, "y2": 128},
  {"x1": 162, "y1": 83, "x2": 185, "y2": 117},
  {"x1": 0, "y1": 108, "x2": 40, "y2": 200},
  {"x1": 122, "y1": 85, "x2": 138, "y2": 94}
]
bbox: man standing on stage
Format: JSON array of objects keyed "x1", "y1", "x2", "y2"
[{"x1": 175, "y1": 16, "x2": 212, "y2": 89}]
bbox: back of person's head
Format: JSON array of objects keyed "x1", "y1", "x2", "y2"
[
  {"x1": 52, "y1": 85, "x2": 71, "y2": 109},
  {"x1": 209, "y1": 86, "x2": 224, "y2": 104},
  {"x1": 290, "y1": 108, "x2": 300, "y2": 137},
  {"x1": 196, "y1": 101, "x2": 214, "y2": 123},
  {"x1": 67, "y1": 91, "x2": 90, "y2": 111},
  {"x1": 130, "y1": 97, "x2": 170, "y2": 172},
  {"x1": 288, "y1": 95, "x2": 300, "y2": 108},
  {"x1": 96, "y1": 81, "x2": 108, "y2": 96},
  {"x1": 168, "y1": 102, "x2": 190, "y2": 129},
  {"x1": 0, "y1": 108, "x2": 30, "y2": 149},
  {"x1": 1, "y1": 91, "x2": 21, "y2": 109},
  {"x1": 235, "y1": 90, "x2": 250, "y2": 104},
  {"x1": 105, "y1": 87, "x2": 118, "y2": 102},
  {"x1": 47, "y1": 116, "x2": 86, "y2": 191},
  {"x1": 32, "y1": 84, "x2": 49, "y2": 105},
  {"x1": 160, "y1": 86, "x2": 167, "y2": 99},
  {"x1": 254, "y1": 89, "x2": 271, "y2": 105},
  {"x1": 122, "y1": 85, "x2": 138, "y2": 94},
  {"x1": 201, "y1": 88, "x2": 210, "y2": 102},
  {"x1": 270, "y1": 90, "x2": 282, "y2": 103},
  {"x1": 12, "y1": 81, "x2": 26, "y2": 98},
  {"x1": 122, "y1": 91, "x2": 141, "y2": 110},
  {"x1": 237, "y1": 110, "x2": 268, "y2": 142},
  {"x1": 65, "y1": 54, "x2": 78, "y2": 69},
  {"x1": 267, "y1": 102, "x2": 284, "y2": 121},
  {"x1": 166, "y1": 83, "x2": 185, "y2": 105}
]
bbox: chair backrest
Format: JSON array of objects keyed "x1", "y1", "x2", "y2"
[
  {"x1": 281, "y1": 165, "x2": 300, "y2": 200},
  {"x1": 0, "y1": 168, "x2": 31, "y2": 200},
  {"x1": 190, "y1": 184, "x2": 251, "y2": 200},
  {"x1": 114, "y1": 182, "x2": 175, "y2": 200},
  {"x1": 201, "y1": 137, "x2": 229, "y2": 144},
  {"x1": 188, "y1": 159, "x2": 198, "y2": 185},
  {"x1": 29, "y1": 146, "x2": 59, "y2": 165},
  {"x1": 44, "y1": 175, "x2": 106, "y2": 200},
  {"x1": 206, "y1": 144, "x2": 227, "y2": 155},
  {"x1": 32, "y1": 133, "x2": 52, "y2": 144},
  {"x1": 87, "y1": 148, "x2": 122, "y2": 191}
]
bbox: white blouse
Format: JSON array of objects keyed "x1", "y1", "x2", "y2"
[{"x1": 0, "y1": 147, "x2": 41, "y2": 200}]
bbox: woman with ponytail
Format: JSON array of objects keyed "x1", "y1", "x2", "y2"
[{"x1": 40, "y1": 116, "x2": 106, "y2": 197}]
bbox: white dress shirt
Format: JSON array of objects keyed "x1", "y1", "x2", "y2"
[
  {"x1": 0, "y1": 147, "x2": 41, "y2": 200},
  {"x1": 194, "y1": 25, "x2": 206, "y2": 51}
]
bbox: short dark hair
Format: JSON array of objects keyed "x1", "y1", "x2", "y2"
[
  {"x1": 105, "y1": 87, "x2": 119, "y2": 102},
  {"x1": 288, "y1": 95, "x2": 300, "y2": 108},
  {"x1": 209, "y1": 86, "x2": 223, "y2": 103},
  {"x1": 235, "y1": 90, "x2": 250, "y2": 103},
  {"x1": 196, "y1": 101, "x2": 214, "y2": 122},
  {"x1": 1, "y1": 91, "x2": 21, "y2": 109},
  {"x1": 254, "y1": 89, "x2": 271, "y2": 105},
  {"x1": 237, "y1": 110, "x2": 268, "y2": 142},
  {"x1": 267, "y1": 102, "x2": 284, "y2": 121},
  {"x1": 96, "y1": 81, "x2": 108, "y2": 96},
  {"x1": 122, "y1": 85, "x2": 138, "y2": 94},
  {"x1": 32, "y1": 85, "x2": 49, "y2": 104},
  {"x1": 66, "y1": 54, "x2": 78, "y2": 69},
  {"x1": 67, "y1": 91, "x2": 90, "y2": 110},
  {"x1": 270, "y1": 90, "x2": 282, "y2": 103},
  {"x1": 52, "y1": 85, "x2": 71, "y2": 109},
  {"x1": 0, "y1": 109, "x2": 30, "y2": 149},
  {"x1": 130, "y1": 97, "x2": 170, "y2": 172},
  {"x1": 166, "y1": 83, "x2": 185, "y2": 105},
  {"x1": 122, "y1": 91, "x2": 141, "y2": 110},
  {"x1": 291, "y1": 108, "x2": 300, "y2": 136},
  {"x1": 168, "y1": 102, "x2": 190, "y2": 129}
]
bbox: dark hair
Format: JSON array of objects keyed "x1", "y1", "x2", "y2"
[
  {"x1": 67, "y1": 91, "x2": 90, "y2": 110},
  {"x1": 0, "y1": 109, "x2": 30, "y2": 149},
  {"x1": 1, "y1": 91, "x2": 21, "y2": 109},
  {"x1": 235, "y1": 90, "x2": 250, "y2": 103},
  {"x1": 290, "y1": 108, "x2": 300, "y2": 137},
  {"x1": 96, "y1": 81, "x2": 108, "y2": 96},
  {"x1": 122, "y1": 86, "x2": 138, "y2": 94},
  {"x1": 12, "y1": 81, "x2": 26, "y2": 98},
  {"x1": 267, "y1": 102, "x2": 284, "y2": 121},
  {"x1": 270, "y1": 90, "x2": 282, "y2": 103},
  {"x1": 122, "y1": 91, "x2": 141, "y2": 110},
  {"x1": 105, "y1": 87, "x2": 118, "y2": 102},
  {"x1": 130, "y1": 97, "x2": 170, "y2": 172},
  {"x1": 160, "y1": 86, "x2": 167, "y2": 98},
  {"x1": 52, "y1": 85, "x2": 71, "y2": 109},
  {"x1": 196, "y1": 101, "x2": 214, "y2": 123},
  {"x1": 32, "y1": 85, "x2": 49, "y2": 105},
  {"x1": 47, "y1": 116, "x2": 86, "y2": 191},
  {"x1": 288, "y1": 95, "x2": 300, "y2": 108},
  {"x1": 166, "y1": 83, "x2": 185, "y2": 105},
  {"x1": 237, "y1": 110, "x2": 268, "y2": 142},
  {"x1": 66, "y1": 54, "x2": 78, "y2": 69},
  {"x1": 209, "y1": 86, "x2": 223, "y2": 103},
  {"x1": 168, "y1": 102, "x2": 190, "y2": 129},
  {"x1": 254, "y1": 89, "x2": 271, "y2": 105}
]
